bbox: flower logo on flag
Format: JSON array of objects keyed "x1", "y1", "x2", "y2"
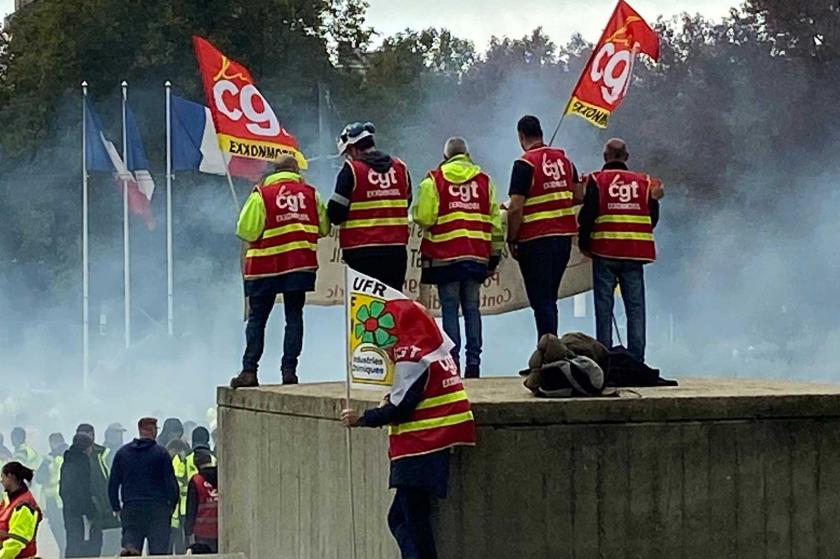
[{"x1": 354, "y1": 300, "x2": 397, "y2": 347}]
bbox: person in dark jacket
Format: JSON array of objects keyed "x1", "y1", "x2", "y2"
[
  {"x1": 60, "y1": 433, "x2": 97, "y2": 558},
  {"x1": 157, "y1": 418, "x2": 184, "y2": 451},
  {"x1": 328, "y1": 122, "x2": 412, "y2": 291},
  {"x1": 108, "y1": 417, "x2": 179, "y2": 556},
  {"x1": 184, "y1": 450, "x2": 218, "y2": 552},
  {"x1": 76, "y1": 422, "x2": 119, "y2": 555}
]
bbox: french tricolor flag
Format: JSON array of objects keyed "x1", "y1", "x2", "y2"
[{"x1": 170, "y1": 94, "x2": 266, "y2": 181}]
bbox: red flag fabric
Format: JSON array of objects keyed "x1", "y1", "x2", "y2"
[
  {"x1": 565, "y1": 0, "x2": 659, "y2": 128},
  {"x1": 192, "y1": 36, "x2": 307, "y2": 169}
]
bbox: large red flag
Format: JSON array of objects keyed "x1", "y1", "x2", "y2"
[
  {"x1": 192, "y1": 36, "x2": 307, "y2": 169},
  {"x1": 565, "y1": 0, "x2": 659, "y2": 128}
]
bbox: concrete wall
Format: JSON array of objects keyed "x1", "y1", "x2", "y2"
[{"x1": 218, "y1": 378, "x2": 840, "y2": 559}]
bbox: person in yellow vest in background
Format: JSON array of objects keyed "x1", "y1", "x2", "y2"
[
  {"x1": 0, "y1": 435, "x2": 12, "y2": 470},
  {"x1": 328, "y1": 121, "x2": 412, "y2": 291},
  {"x1": 342, "y1": 300, "x2": 476, "y2": 559},
  {"x1": 34, "y1": 433, "x2": 67, "y2": 558},
  {"x1": 9, "y1": 429, "x2": 38, "y2": 472},
  {"x1": 0, "y1": 462, "x2": 42, "y2": 559},
  {"x1": 412, "y1": 137, "x2": 503, "y2": 378},
  {"x1": 167, "y1": 439, "x2": 191, "y2": 555},
  {"x1": 578, "y1": 138, "x2": 664, "y2": 363},
  {"x1": 185, "y1": 428, "x2": 215, "y2": 481},
  {"x1": 230, "y1": 155, "x2": 331, "y2": 389}
]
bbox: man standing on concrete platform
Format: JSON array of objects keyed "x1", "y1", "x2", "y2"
[
  {"x1": 328, "y1": 122, "x2": 412, "y2": 291},
  {"x1": 108, "y1": 418, "x2": 179, "y2": 555},
  {"x1": 506, "y1": 115, "x2": 582, "y2": 340},
  {"x1": 341, "y1": 300, "x2": 476, "y2": 559},
  {"x1": 230, "y1": 155, "x2": 331, "y2": 389},
  {"x1": 413, "y1": 137, "x2": 503, "y2": 378},
  {"x1": 578, "y1": 138, "x2": 664, "y2": 362}
]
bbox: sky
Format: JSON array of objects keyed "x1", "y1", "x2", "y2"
[{"x1": 0, "y1": 0, "x2": 735, "y2": 44}]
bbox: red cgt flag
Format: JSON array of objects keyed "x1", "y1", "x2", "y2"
[
  {"x1": 565, "y1": 0, "x2": 659, "y2": 128},
  {"x1": 192, "y1": 36, "x2": 307, "y2": 169}
]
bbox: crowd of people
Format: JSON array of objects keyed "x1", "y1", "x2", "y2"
[
  {"x1": 0, "y1": 418, "x2": 219, "y2": 558},
  {"x1": 231, "y1": 114, "x2": 664, "y2": 389}
]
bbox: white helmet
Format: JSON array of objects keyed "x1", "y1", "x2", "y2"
[{"x1": 337, "y1": 121, "x2": 376, "y2": 155}]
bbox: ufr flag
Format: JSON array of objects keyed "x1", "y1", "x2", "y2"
[
  {"x1": 192, "y1": 36, "x2": 307, "y2": 169},
  {"x1": 170, "y1": 94, "x2": 267, "y2": 181},
  {"x1": 346, "y1": 268, "x2": 410, "y2": 390},
  {"x1": 565, "y1": 0, "x2": 659, "y2": 128}
]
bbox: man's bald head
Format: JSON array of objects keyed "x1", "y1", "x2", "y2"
[
  {"x1": 443, "y1": 137, "x2": 469, "y2": 160},
  {"x1": 274, "y1": 154, "x2": 300, "y2": 173},
  {"x1": 603, "y1": 138, "x2": 629, "y2": 163}
]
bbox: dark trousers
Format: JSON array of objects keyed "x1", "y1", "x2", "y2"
[
  {"x1": 121, "y1": 502, "x2": 172, "y2": 556},
  {"x1": 63, "y1": 509, "x2": 102, "y2": 558},
  {"x1": 516, "y1": 236, "x2": 572, "y2": 340},
  {"x1": 45, "y1": 498, "x2": 66, "y2": 558},
  {"x1": 437, "y1": 280, "x2": 482, "y2": 371},
  {"x1": 242, "y1": 290, "x2": 305, "y2": 373},
  {"x1": 193, "y1": 538, "x2": 219, "y2": 553},
  {"x1": 388, "y1": 488, "x2": 436, "y2": 559},
  {"x1": 344, "y1": 247, "x2": 408, "y2": 292},
  {"x1": 593, "y1": 257, "x2": 646, "y2": 361}
]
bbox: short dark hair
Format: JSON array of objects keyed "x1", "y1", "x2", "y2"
[
  {"x1": 353, "y1": 136, "x2": 375, "y2": 151},
  {"x1": 517, "y1": 115, "x2": 543, "y2": 139}
]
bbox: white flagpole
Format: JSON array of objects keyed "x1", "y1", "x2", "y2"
[
  {"x1": 165, "y1": 81, "x2": 174, "y2": 336},
  {"x1": 121, "y1": 81, "x2": 131, "y2": 349},
  {"x1": 81, "y1": 81, "x2": 90, "y2": 392},
  {"x1": 344, "y1": 265, "x2": 358, "y2": 559},
  {"x1": 223, "y1": 159, "x2": 240, "y2": 209}
]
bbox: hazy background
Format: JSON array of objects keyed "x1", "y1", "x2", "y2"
[{"x1": 1, "y1": 0, "x2": 838, "y2": 446}]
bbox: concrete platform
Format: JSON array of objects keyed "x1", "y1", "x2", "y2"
[{"x1": 218, "y1": 377, "x2": 840, "y2": 559}]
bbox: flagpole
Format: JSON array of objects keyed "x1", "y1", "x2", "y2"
[
  {"x1": 81, "y1": 81, "x2": 90, "y2": 392},
  {"x1": 121, "y1": 81, "x2": 131, "y2": 350},
  {"x1": 344, "y1": 265, "x2": 358, "y2": 559},
  {"x1": 223, "y1": 160, "x2": 240, "y2": 209},
  {"x1": 165, "y1": 81, "x2": 174, "y2": 337}
]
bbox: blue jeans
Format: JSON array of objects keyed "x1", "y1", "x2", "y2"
[
  {"x1": 388, "y1": 488, "x2": 436, "y2": 559},
  {"x1": 593, "y1": 257, "x2": 646, "y2": 361},
  {"x1": 437, "y1": 281, "x2": 482, "y2": 370},
  {"x1": 516, "y1": 236, "x2": 572, "y2": 340},
  {"x1": 242, "y1": 291, "x2": 305, "y2": 372}
]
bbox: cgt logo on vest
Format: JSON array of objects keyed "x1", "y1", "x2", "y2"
[
  {"x1": 608, "y1": 178, "x2": 640, "y2": 203},
  {"x1": 542, "y1": 155, "x2": 568, "y2": 189},
  {"x1": 369, "y1": 168, "x2": 399, "y2": 189},
  {"x1": 275, "y1": 186, "x2": 307, "y2": 212},
  {"x1": 448, "y1": 181, "x2": 481, "y2": 210}
]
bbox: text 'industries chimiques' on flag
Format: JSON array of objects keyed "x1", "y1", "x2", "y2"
[
  {"x1": 192, "y1": 36, "x2": 307, "y2": 169},
  {"x1": 565, "y1": 0, "x2": 659, "y2": 128}
]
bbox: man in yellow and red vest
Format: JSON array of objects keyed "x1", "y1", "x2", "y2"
[
  {"x1": 578, "y1": 138, "x2": 664, "y2": 362},
  {"x1": 230, "y1": 155, "x2": 331, "y2": 389},
  {"x1": 328, "y1": 122, "x2": 411, "y2": 291},
  {"x1": 506, "y1": 115, "x2": 583, "y2": 340},
  {"x1": 413, "y1": 137, "x2": 503, "y2": 378},
  {"x1": 184, "y1": 450, "x2": 218, "y2": 553},
  {"x1": 341, "y1": 300, "x2": 475, "y2": 559}
]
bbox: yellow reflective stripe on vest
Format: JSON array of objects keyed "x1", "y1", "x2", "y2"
[
  {"x1": 436, "y1": 212, "x2": 491, "y2": 226},
  {"x1": 262, "y1": 223, "x2": 319, "y2": 240},
  {"x1": 521, "y1": 207, "x2": 577, "y2": 223},
  {"x1": 350, "y1": 199, "x2": 408, "y2": 211},
  {"x1": 427, "y1": 229, "x2": 491, "y2": 243},
  {"x1": 594, "y1": 215, "x2": 652, "y2": 225},
  {"x1": 592, "y1": 232, "x2": 654, "y2": 241},
  {"x1": 524, "y1": 191, "x2": 573, "y2": 207},
  {"x1": 389, "y1": 411, "x2": 474, "y2": 436},
  {"x1": 343, "y1": 217, "x2": 409, "y2": 229},
  {"x1": 414, "y1": 390, "x2": 469, "y2": 411},
  {"x1": 246, "y1": 241, "x2": 317, "y2": 258}
]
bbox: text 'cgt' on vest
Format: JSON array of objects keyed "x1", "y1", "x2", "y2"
[
  {"x1": 420, "y1": 169, "x2": 492, "y2": 263},
  {"x1": 244, "y1": 176, "x2": 320, "y2": 280},
  {"x1": 517, "y1": 146, "x2": 578, "y2": 242},
  {"x1": 340, "y1": 159, "x2": 410, "y2": 250},
  {"x1": 590, "y1": 169, "x2": 656, "y2": 262}
]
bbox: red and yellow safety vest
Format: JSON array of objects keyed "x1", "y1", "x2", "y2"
[
  {"x1": 191, "y1": 473, "x2": 218, "y2": 540},
  {"x1": 589, "y1": 169, "x2": 656, "y2": 262},
  {"x1": 0, "y1": 489, "x2": 41, "y2": 559},
  {"x1": 388, "y1": 357, "x2": 476, "y2": 460},
  {"x1": 420, "y1": 169, "x2": 492, "y2": 263},
  {"x1": 339, "y1": 159, "x2": 410, "y2": 250},
  {"x1": 517, "y1": 146, "x2": 577, "y2": 242},
  {"x1": 243, "y1": 177, "x2": 320, "y2": 280}
]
